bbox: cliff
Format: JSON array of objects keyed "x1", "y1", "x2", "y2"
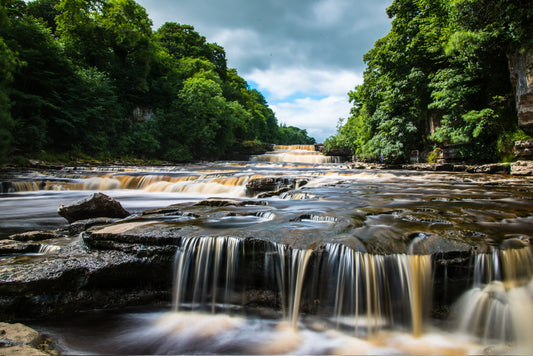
[{"x1": 508, "y1": 47, "x2": 533, "y2": 135}]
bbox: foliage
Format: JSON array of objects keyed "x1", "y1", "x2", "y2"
[
  {"x1": 327, "y1": 0, "x2": 532, "y2": 163},
  {"x1": 0, "y1": 0, "x2": 314, "y2": 164}
]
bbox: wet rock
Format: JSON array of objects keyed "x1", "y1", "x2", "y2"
[
  {"x1": 407, "y1": 233, "x2": 482, "y2": 255},
  {"x1": 0, "y1": 240, "x2": 41, "y2": 255},
  {"x1": 194, "y1": 199, "x2": 268, "y2": 207},
  {"x1": 246, "y1": 177, "x2": 307, "y2": 194},
  {"x1": 9, "y1": 230, "x2": 61, "y2": 242},
  {"x1": 83, "y1": 221, "x2": 181, "y2": 255},
  {"x1": 68, "y1": 217, "x2": 118, "y2": 235},
  {"x1": 57, "y1": 193, "x2": 130, "y2": 223},
  {"x1": 0, "y1": 239, "x2": 173, "y2": 321}
]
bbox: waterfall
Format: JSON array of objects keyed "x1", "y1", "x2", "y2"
[
  {"x1": 322, "y1": 244, "x2": 433, "y2": 337},
  {"x1": 250, "y1": 145, "x2": 345, "y2": 164},
  {"x1": 454, "y1": 246, "x2": 533, "y2": 348},
  {"x1": 272, "y1": 244, "x2": 313, "y2": 329},
  {"x1": 172, "y1": 236, "x2": 242, "y2": 313},
  {"x1": 170, "y1": 238, "x2": 434, "y2": 337}
]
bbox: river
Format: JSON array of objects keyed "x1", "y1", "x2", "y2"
[{"x1": 1, "y1": 145, "x2": 532, "y2": 355}]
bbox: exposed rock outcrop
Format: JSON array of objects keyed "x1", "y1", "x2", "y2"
[
  {"x1": 58, "y1": 192, "x2": 130, "y2": 223},
  {"x1": 246, "y1": 177, "x2": 307, "y2": 195},
  {"x1": 514, "y1": 139, "x2": 533, "y2": 160},
  {"x1": 508, "y1": 48, "x2": 533, "y2": 135}
]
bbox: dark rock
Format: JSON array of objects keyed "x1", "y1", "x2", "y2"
[
  {"x1": 0, "y1": 240, "x2": 173, "y2": 321},
  {"x1": 68, "y1": 217, "x2": 118, "y2": 235},
  {"x1": 58, "y1": 192, "x2": 130, "y2": 223},
  {"x1": 194, "y1": 199, "x2": 268, "y2": 207},
  {"x1": 246, "y1": 177, "x2": 307, "y2": 193},
  {"x1": 9, "y1": 230, "x2": 61, "y2": 242},
  {"x1": 0, "y1": 240, "x2": 40, "y2": 256}
]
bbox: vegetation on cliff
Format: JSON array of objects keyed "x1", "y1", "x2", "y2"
[
  {"x1": 0, "y1": 0, "x2": 314, "y2": 164},
  {"x1": 325, "y1": 0, "x2": 533, "y2": 163}
]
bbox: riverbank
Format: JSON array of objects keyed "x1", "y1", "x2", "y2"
[
  {"x1": 345, "y1": 160, "x2": 533, "y2": 176},
  {"x1": 3, "y1": 158, "x2": 533, "y2": 176}
]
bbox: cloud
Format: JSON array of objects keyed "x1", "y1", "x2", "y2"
[
  {"x1": 135, "y1": 0, "x2": 392, "y2": 142},
  {"x1": 273, "y1": 95, "x2": 352, "y2": 143},
  {"x1": 247, "y1": 67, "x2": 362, "y2": 100}
]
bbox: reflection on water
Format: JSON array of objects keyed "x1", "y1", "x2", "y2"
[{"x1": 2, "y1": 145, "x2": 533, "y2": 354}]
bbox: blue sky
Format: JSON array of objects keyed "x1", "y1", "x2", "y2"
[{"x1": 136, "y1": 0, "x2": 392, "y2": 142}]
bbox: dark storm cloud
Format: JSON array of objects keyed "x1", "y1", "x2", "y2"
[{"x1": 137, "y1": 0, "x2": 391, "y2": 72}]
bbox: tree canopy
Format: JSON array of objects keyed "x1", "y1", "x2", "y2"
[
  {"x1": 0, "y1": 0, "x2": 314, "y2": 163},
  {"x1": 326, "y1": 0, "x2": 532, "y2": 163}
]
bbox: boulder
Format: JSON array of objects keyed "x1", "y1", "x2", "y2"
[{"x1": 58, "y1": 193, "x2": 130, "y2": 223}]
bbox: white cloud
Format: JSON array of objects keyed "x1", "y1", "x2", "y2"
[
  {"x1": 246, "y1": 67, "x2": 363, "y2": 100},
  {"x1": 244, "y1": 66, "x2": 363, "y2": 142},
  {"x1": 272, "y1": 95, "x2": 352, "y2": 143}
]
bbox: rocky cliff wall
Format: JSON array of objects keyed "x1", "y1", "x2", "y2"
[{"x1": 508, "y1": 48, "x2": 533, "y2": 135}]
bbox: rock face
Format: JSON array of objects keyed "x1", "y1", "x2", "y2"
[
  {"x1": 57, "y1": 192, "x2": 130, "y2": 223},
  {"x1": 514, "y1": 139, "x2": 533, "y2": 160},
  {"x1": 508, "y1": 48, "x2": 533, "y2": 135},
  {"x1": 246, "y1": 177, "x2": 307, "y2": 195}
]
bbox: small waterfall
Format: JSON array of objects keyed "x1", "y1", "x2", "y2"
[
  {"x1": 272, "y1": 244, "x2": 313, "y2": 329},
  {"x1": 454, "y1": 246, "x2": 533, "y2": 348},
  {"x1": 323, "y1": 244, "x2": 433, "y2": 337},
  {"x1": 172, "y1": 236, "x2": 241, "y2": 313},
  {"x1": 37, "y1": 244, "x2": 61, "y2": 255}
]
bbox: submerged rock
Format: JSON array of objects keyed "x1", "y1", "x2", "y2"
[{"x1": 57, "y1": 192, "x2": 130, "y2": 223}]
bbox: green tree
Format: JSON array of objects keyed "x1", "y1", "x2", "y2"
[{"x1": 0, "y1": 0, "x2": 18, "y2": 160}]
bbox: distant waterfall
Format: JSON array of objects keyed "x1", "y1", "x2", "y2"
[{"x1": 250, "y1": 145, "x2": 345, "y2": 164}]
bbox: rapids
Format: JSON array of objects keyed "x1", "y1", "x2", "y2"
[{"x1": 1, "y1": 145, "x2": 533, "y2": 355}]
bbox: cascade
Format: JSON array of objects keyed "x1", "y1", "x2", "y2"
[
  {"x1": 322, "y1": 244, "x2": 432, "y2": 337},
  {"x1": 172, "y1": 236, "x2": 242, "y2": 313},
  {"x1": 250, "y1": 145, "x2": 345, "y2": 164},
  {"x1": 170, "y1": 238, "x2": 434, "y2": 337},
  {"x1": 272, "y1": 243, "x2": 314, "y2": 329},
  {"x1": 454, "y1": 246, "x2": 533, "y2": 348}
]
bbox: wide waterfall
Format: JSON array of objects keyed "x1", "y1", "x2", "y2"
[{"x1": 1, "y1": 145, "x2": 532, "y2": 355}]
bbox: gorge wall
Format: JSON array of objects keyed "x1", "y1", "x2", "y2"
[{"x1": 508, "y1": 46, "x2": 533, "y2": 135}]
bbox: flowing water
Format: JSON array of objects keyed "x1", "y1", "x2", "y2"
[{"x1": 1, "y1": 145, "x2": 533, "y2": 355}]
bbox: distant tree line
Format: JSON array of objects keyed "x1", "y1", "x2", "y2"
[
  {"x1": 325, "y1": 0, "x2": 532, "y2": 163},
  {"x1": 0, "y1": 0, "x2": 314, "y2": 163}
]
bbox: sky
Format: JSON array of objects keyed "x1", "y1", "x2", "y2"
[{"x1": 136, "y1": 0, "x2": 392, "y2": 143}]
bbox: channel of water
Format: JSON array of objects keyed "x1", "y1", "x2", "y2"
[{"x1": 1, "y1": 145, "x2": 532, "y2": 355}]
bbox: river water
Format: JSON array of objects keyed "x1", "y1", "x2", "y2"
[{"x1": 1, "y1": 145, "x2": 532, "y2": 355}]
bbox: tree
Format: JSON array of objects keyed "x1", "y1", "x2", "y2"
[
  {"x1": 0, "y1": 0, "x2": 18, "y2": 160},
  {"x1": 328, "y1": 0, "x2": 528, "y2": 163}
]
